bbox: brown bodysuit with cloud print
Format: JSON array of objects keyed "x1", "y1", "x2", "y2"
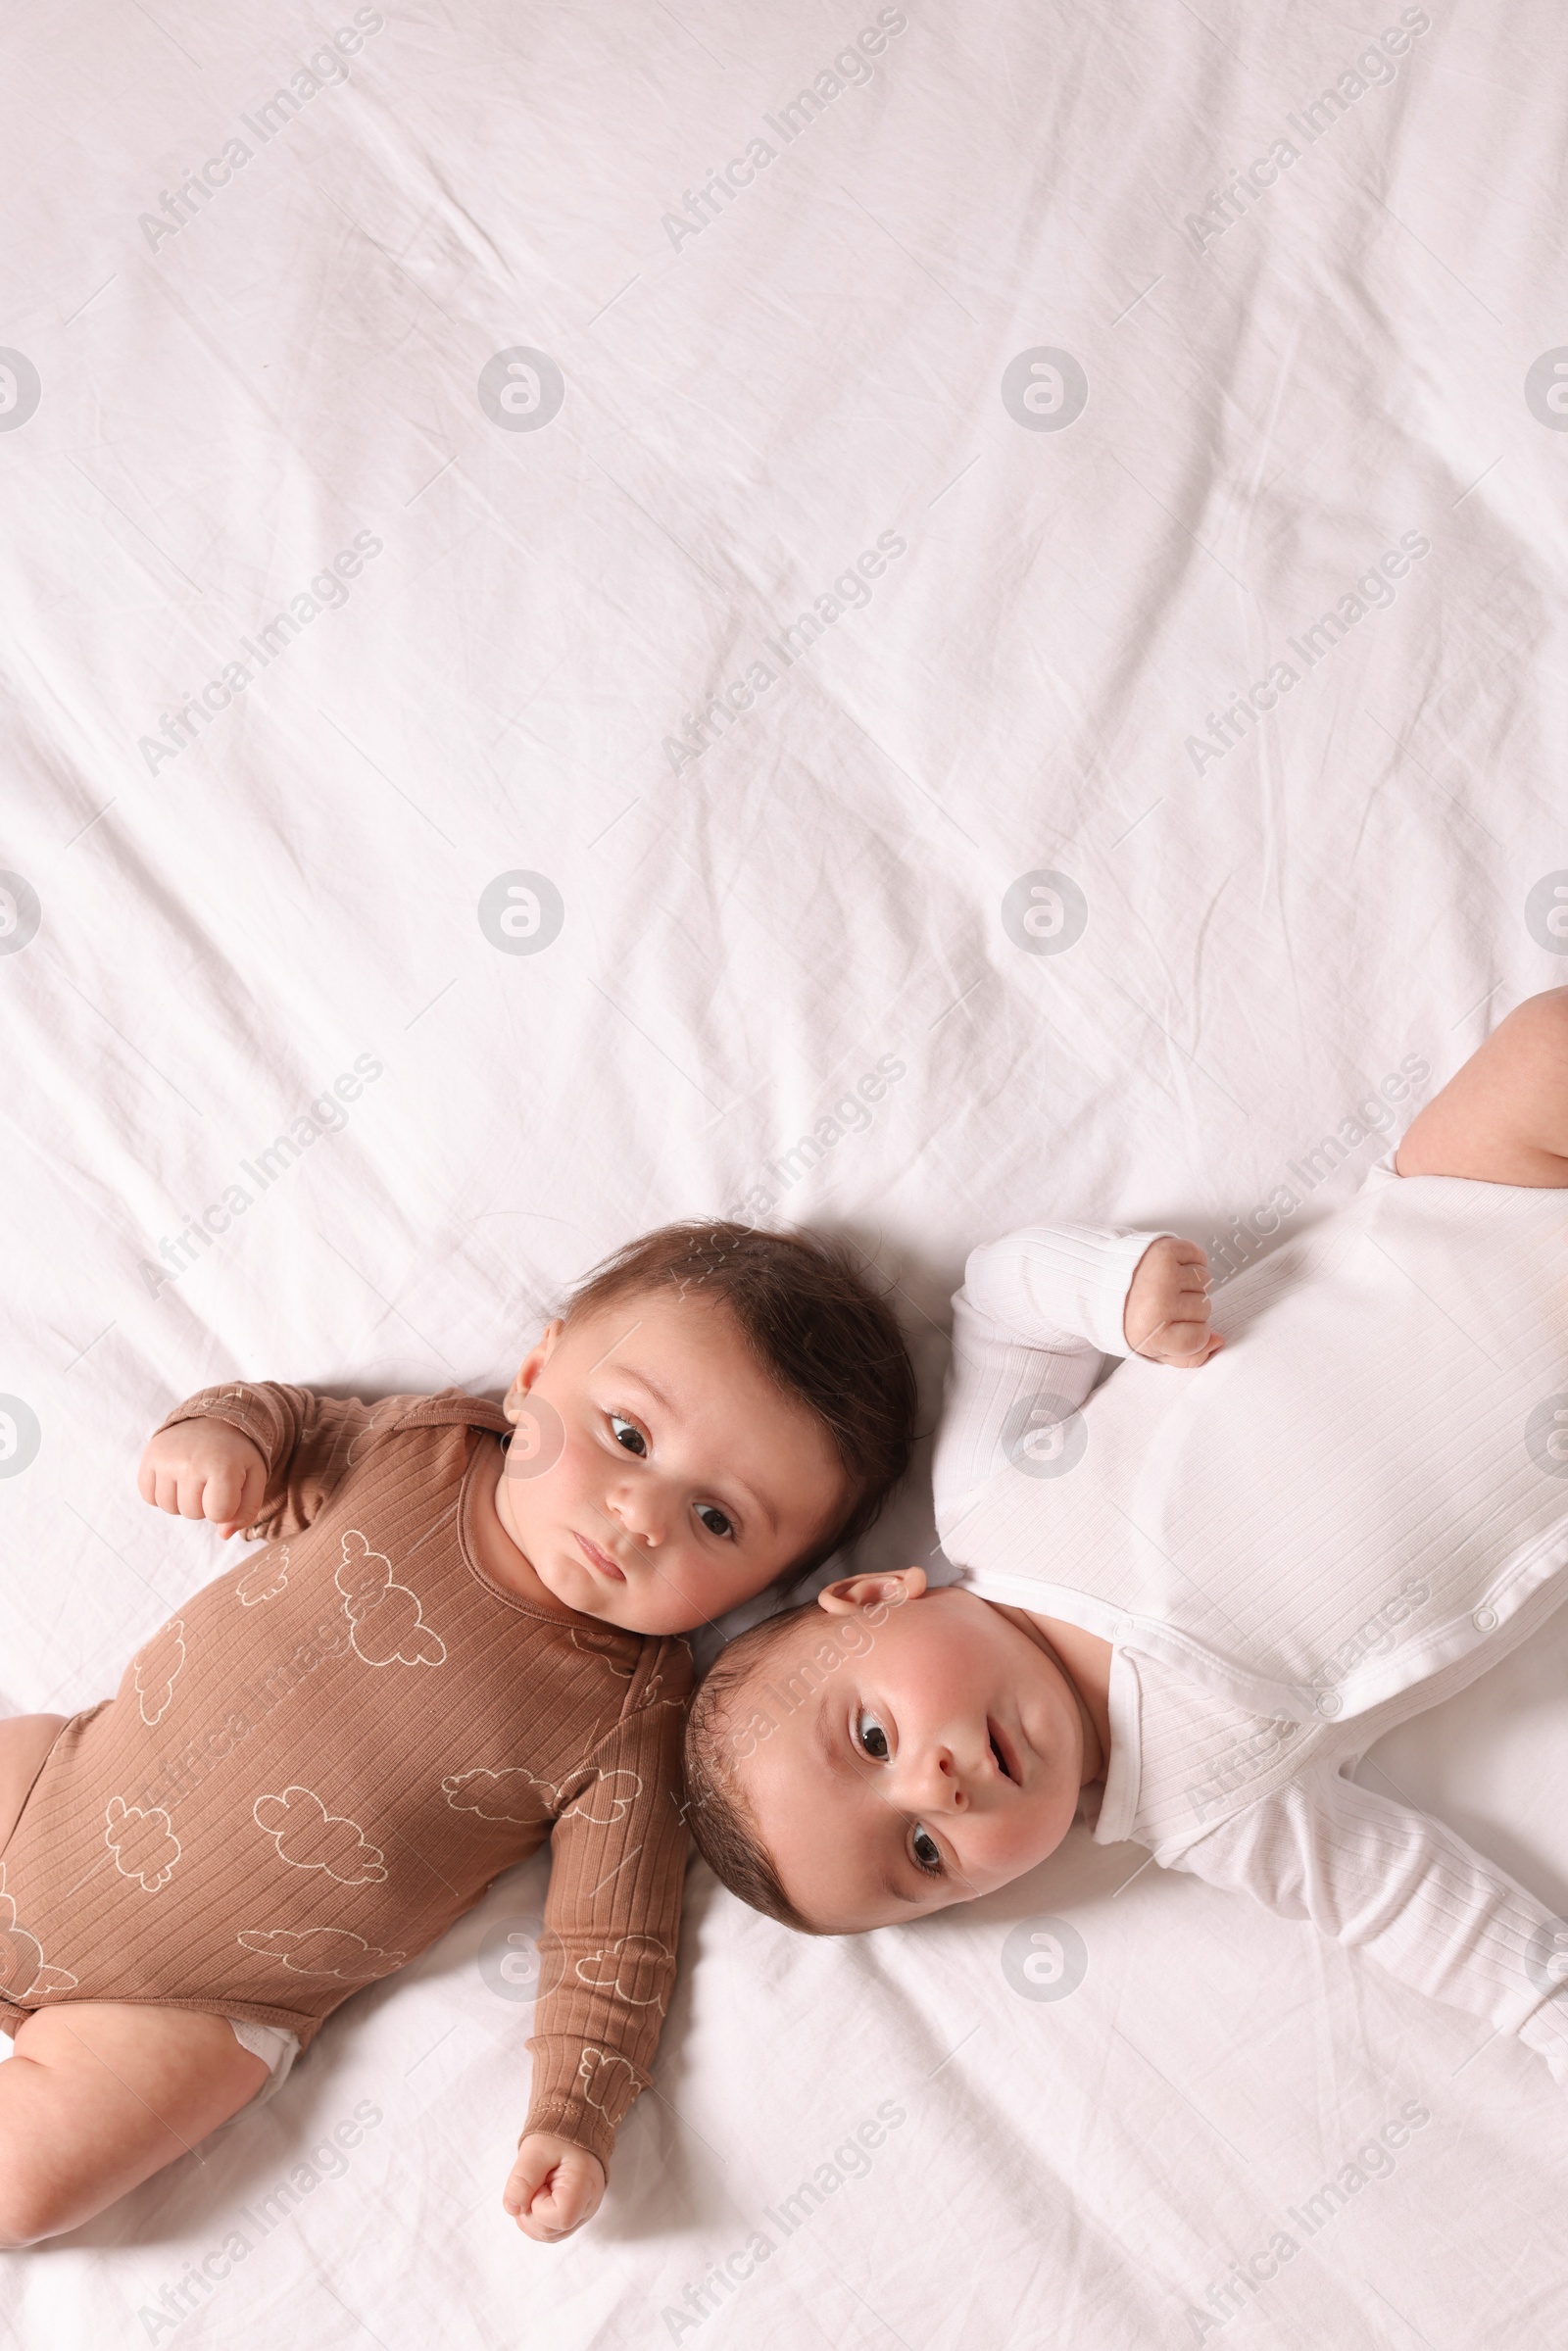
[{"x1": 0, "y1": 1385, "x2": 693, "y2": 2169}]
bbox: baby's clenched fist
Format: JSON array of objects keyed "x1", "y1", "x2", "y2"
[
  {"x1": 1123, "y1": 1237, "x2": 1223, "y2": 1367},
  {"x1": 504, "y1": 2133, "x2": 606, "y2": 2241},
  {"x1": 137, "y1": 1419, "x2": 268, "y2": 1539}
]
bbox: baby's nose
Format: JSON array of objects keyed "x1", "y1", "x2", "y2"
[
  {"x1": 909, "y1": 1745, "x2": 967, "y2": 1809},
  {"x1": 607, "y1": 1483, "x2": 665, "y2": 1545}
]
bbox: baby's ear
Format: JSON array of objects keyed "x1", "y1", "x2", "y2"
[
  {"x1": 507, "y1": 1320, "x2": 565, "y2": 1410},
  {"x1": 817, "y1": 1565, "x2": 927, "y2": 1616}
]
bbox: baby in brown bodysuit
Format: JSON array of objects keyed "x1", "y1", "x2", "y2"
[{"x1": 0, "y1": 1221, "x2": 916, "y2": 2246}]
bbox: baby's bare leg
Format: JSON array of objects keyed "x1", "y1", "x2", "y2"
[
  {"x1": 0, "y1": 2003, "x2": 268, "y2": 2243},
  {"x1": 1396, "y1": 988, "x2": 1568, "y2": 1185},
  {"x1": 0, "y1": 1716, "x2": 66, "y2": 1855}
]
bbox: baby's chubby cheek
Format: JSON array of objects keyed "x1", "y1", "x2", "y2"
[
  {"x1": 505, "y1": 1413, "x2": 595, "y2": 1519},
  {"x1": 1005, "y1": 1805, "x2": 1071, "y2": 1878},
  {"x1": 973, "y1": 1777, "x2": 1079, "y2": 1888}
]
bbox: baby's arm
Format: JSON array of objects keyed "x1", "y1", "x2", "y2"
[
  {"x1": 1172, "y1": 1765, "x2": 1568, "y2": 2086},
  {"x1": 138, "y1": 1384, "x2": 396, "y2": 1539},
  {"x1": 934, "y1": 1226, "x2": 1218, "y2": 1527},
  {"x1": 506, "y1": 1652, "x2": 692, "y2": 2241},
  {"x1": 1396, "y1": 987, "x2": 1568, "y2": 1186}
]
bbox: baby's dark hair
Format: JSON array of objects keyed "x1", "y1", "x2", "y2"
[
  {"x1": 564, "y1": 1220, "x2": 917, "y2": 1579},
  {"x1": 682, "y1": 1603, "x2": 826, "y2": 1935}
]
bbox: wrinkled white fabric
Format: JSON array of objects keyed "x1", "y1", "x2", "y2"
[{"x1": 10, "y1": 0, "x2": 1568, "y2": 2339}]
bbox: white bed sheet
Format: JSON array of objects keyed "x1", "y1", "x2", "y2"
[{"x1": 4, "y1": 0, "x2": 1568, "y2": 2341}]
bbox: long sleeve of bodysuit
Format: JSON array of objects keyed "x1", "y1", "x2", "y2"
[
  {"x1": 1171, "y1": 1762, "x2": 1568, "y2": 2087},
  {"x1": 524, "y1": 1646, "x2": 694, "y2": 2170},
  {"x1": 933, "y1": 1225, "x2": 1173, "y2": 1536},
  {"x1": 157, "y1": 1381, "x2": 398, "y2": 1538}
]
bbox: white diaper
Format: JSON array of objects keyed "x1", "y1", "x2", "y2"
[{"x1": 227, "y1": 2017, "x2": 301, "y2": 2106}]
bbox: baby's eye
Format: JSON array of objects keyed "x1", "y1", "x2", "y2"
[
  {"x1": 609, "y1": 1414, "x2": 647, "y2": 1457},
  {"x1": 695, "y1": 1502, "x2": 734, "y2": 1540},
  {"x1": 856, "y1": 1710, "x2": 891, "y2": 1762},
  {"x1": 911, "y1": 1825, "x2": 942, "y2": 1874}
]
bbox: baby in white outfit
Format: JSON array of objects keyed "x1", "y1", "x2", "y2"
[{"x1": 683, "y1": 988, "x2": 1568, "y2": 2098}]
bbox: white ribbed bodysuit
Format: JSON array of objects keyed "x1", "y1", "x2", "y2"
[{"x1": 933, "y1": 1154, "x2": 1568, "y2": 2082}]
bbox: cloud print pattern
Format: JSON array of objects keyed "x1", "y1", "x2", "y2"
[
  {"x1": 574, "y1": 1933, "x2": 670, "y2": 2009},
  {"x1": 133, "y1": 1618, "x2": 185, "y2": 1724},
  {"x1": 0, "y1": 1869, "x2": 77, "y2": 1999},
  {"x1": 237, "y1": 1927, "x2": 404, "y2": 1979},
  {"x1": 253, "y1": 1787, "x2": 387, "y2": 1884},
  {"x1": 238, "y1": 1545, "x2": 290, "y2": 1605},
  {"x1": 442, "y1": 1765, "x2": 643, "y2": 1826},
  {"x1": 104, "y1": 1796, "x2": 181, "y2": 1891},
  {"x1": 0, "y1": 1384, "x2": 694, "y2": 2175},
  {"x1": 336, "y1": 1529, "x2": 447, "y2": 1666}
]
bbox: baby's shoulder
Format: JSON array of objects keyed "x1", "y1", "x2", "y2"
[
  {"x1": 554, "y1": 1622, "x2": 694, "y2": 1713},
  {"x1": 359, "y1": 1388, "x2": 512, "y2": 1442},
  {"x1": 317, "y1": 1389, "x2": 512, "y2": 1493}
]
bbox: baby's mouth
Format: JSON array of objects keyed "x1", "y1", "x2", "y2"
[
  {"x1": 575, "y1": 1533, "x2": 627, "y2": 1583},
  {"x1": 988, "y1": 1720, "x2": 1019, "y2": 1785}
]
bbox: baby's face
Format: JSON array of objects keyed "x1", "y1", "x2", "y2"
[
  {"x1": 731, "y1": 1577, "x2": 1093, "y2": 1931},
  {"x1": 497, "y1": 1287, "x2": 847, "y2": 1637}
]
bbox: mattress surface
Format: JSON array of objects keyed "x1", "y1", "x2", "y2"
[{"x1": 4, "y1": 0, "x2": 1568, "y2": 2341}]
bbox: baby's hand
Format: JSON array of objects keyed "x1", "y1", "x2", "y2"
[
  {"x1": 504, "y1": 2133, "x2": 606, "y2": 2241},
  {"x1": 1123, "y1": 1237, "x2": 1223, "y2": 1367},
  {"x1": 137, "y1": 1419, "x2": 268, "y2": 1539}
]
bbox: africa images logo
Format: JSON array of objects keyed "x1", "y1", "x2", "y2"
[{"x1": 0, "y1": 350, "x2": 42, "y2": 432}]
